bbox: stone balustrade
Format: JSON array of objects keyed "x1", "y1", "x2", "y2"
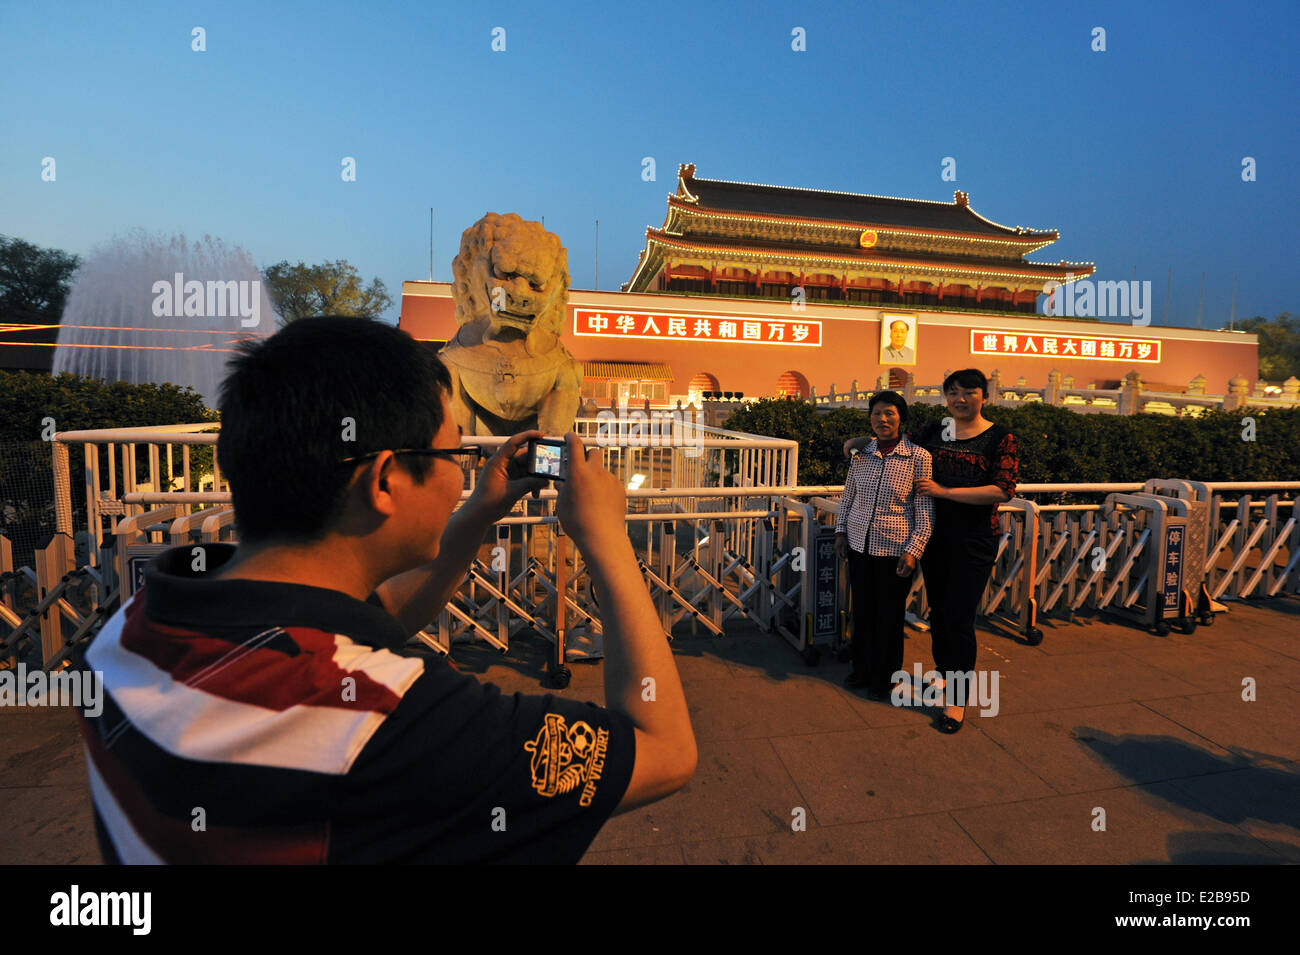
[{"x1": 808, "y1": 372, "x2": 1300, "y2": 416}]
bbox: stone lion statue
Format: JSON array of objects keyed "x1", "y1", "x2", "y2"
[{"x1": 438, "y1": 213, "x2": 582, "y2": 436}]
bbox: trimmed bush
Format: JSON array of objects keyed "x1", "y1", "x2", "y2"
[
  {"x1": 722, "y1": 398, "x2": 1300, "y2": 489},
  {"x1": 0, "y1": 371, "x2": 220, "y2": 568}
]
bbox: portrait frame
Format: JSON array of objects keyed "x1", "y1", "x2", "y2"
[{"x1": 879, "y1": 312, "x2": 917, "y2": 367}]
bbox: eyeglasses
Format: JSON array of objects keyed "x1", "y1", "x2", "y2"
[{"x1": 336, "y1": 446, "x2": 485, "y2": 467}]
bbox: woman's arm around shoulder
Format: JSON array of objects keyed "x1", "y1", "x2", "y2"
[{"x1": 905, "y1": 445, "x2": 935, "y2": 557}]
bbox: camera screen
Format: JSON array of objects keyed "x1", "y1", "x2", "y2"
[{"x1": 533, "y1": 442, "x2": 564, "y2": 477}]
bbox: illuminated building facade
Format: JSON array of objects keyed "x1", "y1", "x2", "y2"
[
  {"x1": 624, "y1": 164, "x2": 1094, "y2": 314},
  {"x1": 402, "y1": 165, "x2": 1256, "y2": 405}
]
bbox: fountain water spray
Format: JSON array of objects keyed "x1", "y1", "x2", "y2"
[{"x1": 52, "y1": 231, "x2": 277, "y2": 409}]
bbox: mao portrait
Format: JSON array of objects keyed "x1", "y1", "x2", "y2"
[{"x1": 880, "y1": 314, "x2": 916, "y2": 366}]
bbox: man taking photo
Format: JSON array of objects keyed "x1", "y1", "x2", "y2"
[{"x1": 77, "y1": 317, "x2": 696, "y2": 864}]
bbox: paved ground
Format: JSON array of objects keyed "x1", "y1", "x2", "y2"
[{"x1": 2, "y1": 599, "x2": 1297, "y2": 865}]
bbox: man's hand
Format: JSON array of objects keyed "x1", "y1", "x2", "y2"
[
  {"x1": 842, "y1": 436, "x2": 869, "y2": 458},
  {"x1": 895, "y1": 553, "x2": 917, "y2": 577},
  {"x1": 464, "y1": 430, "x2": 548, "y2": 524},
  {"x1": 915, "y1": 478, "x2": 948, "y2": 499},
  {"x1": 835, "y1": 533, "x2": 848, "y2": 559},
  {"x1": 554, "y1": 432, "x2": 628, "y2": 558}
]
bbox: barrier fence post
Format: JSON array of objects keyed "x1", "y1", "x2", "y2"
[
  {"x1": 552, "y1": 528, "x2": 569, "y2": 686},
  {"x1": 0, "y1": 533, "x2": 16, "y2": 622},
  {"x1": 496, "y1": 523, "x2": 511, "y2": 648},
  {"x1": 34, "y1": 532, "x2": 76, "y2": 666}
]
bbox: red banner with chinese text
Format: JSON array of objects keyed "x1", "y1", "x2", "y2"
[
  {"x1": 970, "y1": 329, "x2": 1160, "y2": 362},
  {"x1": 574, "y1": 308, "x2": 822, "y2": 346}
]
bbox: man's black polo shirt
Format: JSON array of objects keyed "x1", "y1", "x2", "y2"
[{"x1": 78, "y1": 543, "x2": 636, "y2": 863}]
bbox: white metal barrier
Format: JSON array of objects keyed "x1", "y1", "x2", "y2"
[{"x1": 6, "y1": 420, "x2": 1295, "y2": 680}]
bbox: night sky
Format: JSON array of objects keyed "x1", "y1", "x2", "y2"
[{"x1": 3, "y1": 0, "x2": 1296, "y2": 327}]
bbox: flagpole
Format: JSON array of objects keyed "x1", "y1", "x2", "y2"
[
  {"x1": 1163, "y1": 267, "x2": 1171, "y2": 326},
  {"x1": 1229, "y1": 273, "x2": 1238, "y2": 330},
  {"x1": 1196, "y1": 271, "x2": 1205, "y2": 329}
]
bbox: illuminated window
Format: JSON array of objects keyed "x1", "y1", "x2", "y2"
[{"x1": 610, "y1": 380, "x2": 668, "y2": 403}]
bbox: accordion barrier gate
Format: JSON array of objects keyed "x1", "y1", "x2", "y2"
[{"x1": 0, "y1": 422, "x2": 1295, "y2": 684}]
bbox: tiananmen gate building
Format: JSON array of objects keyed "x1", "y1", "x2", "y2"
[{"x1": 400, "y1": 164, "x2": 1257, "y2": 405}]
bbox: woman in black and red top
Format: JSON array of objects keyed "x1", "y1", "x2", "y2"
[{"x1": 912, "y1": 369, "x2": 1018, "y2": 733}]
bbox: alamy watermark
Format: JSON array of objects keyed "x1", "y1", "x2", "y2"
[
  {"x1": 593, "y1": 396, "x2": 705, "y2": 458},
  {"x1": 50, "y1": 885, "x2": 150, "y2": 935},
  {"x1": 0, "y1": 664, "x2": 103, "y2": 717},
  {"x1": 1042, "y1": 273, "x2": 1151, "y2": 326},
  {"x1": 151, "y1": 272, "x2": 261, "y2": 327},
  {"x1": 889, "y1": 665, "x2": 1000, "y2": 717}
]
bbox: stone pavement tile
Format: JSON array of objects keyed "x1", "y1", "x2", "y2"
[
  {"x1": 678, "y1": 811, "x2": 990, "y2": 865},
  {"x1": 585, "y1": 738, "x2": 806, "y2": 852},
  {"x1": 579, "y1": 843, "x2": 686, "y2": 865},
  {"x1": 1239, "y1": 630, "x2": 1300, "y2": 663},
  {"x1": 1141, "y1": 687, "x2": 1300, "y2": 765},
  {"x1": 828, "y1": 640, "x2": 950, "y2": 728},
  {"x1": 976, "y1": 702, "x2": 1242, "y2": 794},
  {"x1": 658, "y1": 639, "x2": 743, "y2": 686},
  {"x1": 833, "y1": 683, "x2": 939, "y2": 728},
  {"x1": 769, "y1": 725, "x2": 1055, "y2": 827},
  {"x1": 460, "y1": 626, "x2": 789, "y2": 693},
  {"x1": 685, "y1": 675, "x2": 865, "y2": 742},
  {"x1": 1122, "y1": 638, "x2": 1300, "y2": 692},
  {"x1": 1162, "y1": 765, "x2": 1300, "y2": 862},
  {"x1": 1016, "y1": 616, "x2": 1174, "y2": 656},
  {"x1": 0, "y1": 784, "x2": 99, "y2": 865},
  {"x1": 955, "y1": 651, "x2": 1201, "y2": 717},
  {"x1": 1208, "y1": 600, "x2": 1299, "y2": 660},
  {"x1": 706, "y1": 630, "x2": 826, "y2": 680},
  {"x1": 951, "y1": 782, "x2": 1285, "y2": 864},
  {"x1": 0, "y1": 706, "x2": 88, "y2": 789}
]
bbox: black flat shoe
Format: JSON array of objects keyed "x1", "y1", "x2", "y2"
[
  {"x1": 936, "y1": 712, "x2": 965, "y2": 734},
  {"x1": 843, "y1": 671, "x2": 871, "y2": 689}
]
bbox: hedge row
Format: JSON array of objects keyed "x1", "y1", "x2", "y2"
[
  {"x1": 0, "y1": 371, "x2": 217, "y2": 442},
  {"x1": 722, "y1": 398, "x2": 1300, "y2": 488},
  {"x1": 0, "y1": 372, "x2": 220, "y2": 567}
]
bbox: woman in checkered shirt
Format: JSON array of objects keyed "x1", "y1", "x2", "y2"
[{"x1": 835, "y1": 391, "x2": 935, "y2": 701}]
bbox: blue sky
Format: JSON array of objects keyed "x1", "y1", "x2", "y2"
[{"x1": 2, "y1": 0, "x2": 1296, "y2": 327}]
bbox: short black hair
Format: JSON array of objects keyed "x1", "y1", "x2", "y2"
[
  {"x1": 943, "y1": 368, "x2": 988, "y2": 395},
  {"x1": 868, "y1": 389, "x2": 908, "y2": 421},
  {"x1": 217, "y1": 317, "x2": 453, "y2": 545}
]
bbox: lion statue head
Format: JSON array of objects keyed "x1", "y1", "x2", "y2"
[{"x1": 451, "y1": 213, "x2": 570, "y2": 351}]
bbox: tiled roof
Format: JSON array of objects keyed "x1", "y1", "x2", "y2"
[
  {"x1": 583, "y1": 361, "x2": 674, "y2": 380},
  {"x1": 681, "y1": 171, "x2": 1047, "y2": 239}
]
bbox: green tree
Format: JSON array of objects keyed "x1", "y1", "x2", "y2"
[
  {"x1": 0, "y1": 235, "x2": 80, "y2": 324},
  {"x1": 262, "y1": 259, "x2": 392, "y2": 324},
  {"x1": 1233, "y1": 313, "x2": 1300, "y2": 380}
]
